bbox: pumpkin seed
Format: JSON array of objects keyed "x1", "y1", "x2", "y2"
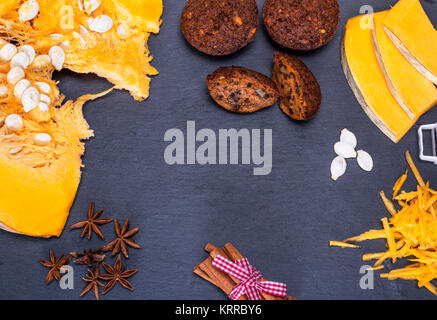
[
  {"x1": 0, "y1": 43, "x2": 17, "y2": 63},
  {"x1": 19, "y1": 0, "x2": 39, "y2": 23},
  {"x1": 38, "y1": 102, "x2": 49, "y2": 113},
  {"x1": 49, "y1": 46, "x2": 65, "y2": 71},
  {"x1": 5, "y1": 114, "x2": 23, "y2": 132},
  {"x1": 9, "y1": 146, "x2": 23, "y2": 155},
  {"x1": 340, "y1": 128, "x2": 357, "y2": 149},
  {"x1": 83, "y1": 0, "x2": 101, "y2": 15},
  {"x1": 22, "y1": 87, "x2": 40, "y2": 113},
  {"x1": 357, "y1": 150, "x2": 374, "y2": 172},
  {"x1": 10, "y1": 52, "x2": 30, "y2": 69},
  {"x1": 331, "y1": 156, "x2": 347, "y2": 181},
  {"x1": 88, "y1": 15, "x2": 114, "y2": 33},
  {"x1": 334, "y1": 141, "x2": 357, "y2": 159},
  {"x1": 35, "y1": 82, "x2": 51, "y2": 94},
  {"x1": 7, "y1": 67, "x2": 25, "y2": 85},
  {"x1": 14, "y1": 79, "x2": 31, "y2": 99},
  {"x1": 19, "y1": 45, "x2": 36, "y2": 64},
  {"x1": 34, "y1": 133, "x2": 52, "y2": 146}
]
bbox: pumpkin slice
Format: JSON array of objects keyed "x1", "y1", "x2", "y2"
[
  {"x1": 383, "y1": 0, "x2": 437, "y2": 84},
  {"x1": 0, "y1": 92, "x2": 107, "y2": 237},
  {"x1": 0, "y1": 0, "x2": 163, "y2": 237},
  {"x1": 0, "y1": 40, "x2": 111, "y2": 237},
  {"x1": 0, "y1": 0, "x2": 163, "y2": 101},
  {"x1": 372, "y1": 11, "x2": 437, "y2": 119},
  {"x1": 341, "y1": 14, "x2": 414, "y2": 143}
]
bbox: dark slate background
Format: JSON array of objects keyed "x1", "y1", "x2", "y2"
[{"x1": 1, "y1": 0, "x2": 437, "y2": 300}]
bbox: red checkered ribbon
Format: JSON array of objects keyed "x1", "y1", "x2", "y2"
[{"x1": 212, "y1": 255, "x2": 287, "y2": 300}]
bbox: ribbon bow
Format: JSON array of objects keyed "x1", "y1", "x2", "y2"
[{"x1": 212, "y1": 255, "x2": 287, "y2": 300}]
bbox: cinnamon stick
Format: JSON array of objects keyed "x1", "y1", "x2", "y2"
[
  {"x1": 224, "y1": 243, "x2": 295, "y2": 300},
  {"x1": 205, "y1": 243, "x2": 296, "y2": 300},
  {"x1": 193, "y1": 253, "x2": 247, "y2": 300}
]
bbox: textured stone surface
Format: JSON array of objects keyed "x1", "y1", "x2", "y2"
[{"x1": 0, "y1": 0, "x2": 436, "y2": 300}]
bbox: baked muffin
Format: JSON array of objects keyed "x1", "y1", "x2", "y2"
[
  {"x1": 181, "y1": 0, "x2": 259, "y2": 56},
  {"x1": 263, "y1": 0, "x2": 340, "y2": 51},
  {"x1": 272, "y1": 52, "x2": 322, "y2": 120},
  {"x1": 207, "y1": 66, "x2": 279, "y2": 113}
]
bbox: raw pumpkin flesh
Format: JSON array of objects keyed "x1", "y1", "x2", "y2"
[
  {"x1": 372, "y1": 11, "x2": 437, "y2": 119},
  {"x1": 383, "y1": 0, "x2": 437, "y2": 85},
  {"x1": 0, "y1": 0, "x2": 163, "y2": 101},
  {"x1": 0, "y1": 0, "x2": 162, "y2": 237},
  {"x1": 331, "y1": 151, "x2": 437, "y2": 296},
  {"x1": 0, "y1": 90, "x2": 109, "y2": 237},
  {"x1": 341, "y1": 15, "x2": 414, "y2": 143}
]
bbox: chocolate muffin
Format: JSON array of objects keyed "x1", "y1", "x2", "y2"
[
  {"x1": 207, "y1": 66, "x2": 279, "y2": 113},
  {"x1": 272, "y1": 52, "x2": 322, "y2": 120},
  {"x1": 263, "y1": 0, "x2": 340, "y2": 51},
  {"x1": 181, "y1": 0, "x2": 259, "y2": 56}
]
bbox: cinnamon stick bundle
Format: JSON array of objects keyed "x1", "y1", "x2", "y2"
[{"x1": 193, "y1": 243, "x2": 296, "y2": 300}]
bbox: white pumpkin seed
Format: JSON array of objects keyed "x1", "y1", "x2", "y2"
[
  {"x1": 9, "y1": 146, "x2": 23, "y2": 155},
  {"x1": 19, "y1": 45, "x2": 36, "y2": 63},
  {"x1": 89, "y1": 15, "x2": 113, "y2": 33},
  {"x1": 7, "y1": 67, "x2": 25, "y2": 85},
  {"x1": 5, "y1": 114, "x2": 23, "y2": 132},
  {"x1": 35, "y1": 81, "x2": 51, "y2": 94},
  {"x1": 10, "y1": 52, "x2": 31, "y2": 69},
  {"x1": 38, "y1": 101, "x2": 49, "y2": 112},
  {"x1": 357, "y1": 150, "x2": 374, "y2": 172},
  {"x1": 21, "y1": 86, "x2": 40, "y2": 112},
  {"x1": 50, "y1": 33, "x2": 64, "y2": 40},
  {"x1": 334, "y1": 141, "x2": 357, "y2": 159},
  {"x1": 49, "y1": 46, "x2": 65, "y2": 71},
  {"x1": 34, "y1": 133, "x2": 51, "y2": 146},
  {"x1": 18, "y1": 0, "x2": 39, "y2": 23},
  {"x1": 78, "y1": 0, "x2": 84, "y2": 11},
  {"x1": 39, "y1": 94, "x2": 51, "y2": 105},
  {"x1": 340, "y1": 128, "x2": 357, "y2": 149},
  {"x1": 83, "y1": 0, "x2": 101, "y2": 14},
  {"x1": 117, "y1": 25, "x2": 127, "y2": 38},
  {"x1": 0, "y1": 43, "x2": 17, "y2": 63},
  {"x1": 331, "y1": 156, "x2": 347, "y2": 181},
  {"x1": 14, "y1": 79, "x2": 31, "y2": 99}
]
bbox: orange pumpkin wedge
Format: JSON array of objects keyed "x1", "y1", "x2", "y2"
[{"x1": 0, "y1": 0, "x2": 162, "y2": 237}]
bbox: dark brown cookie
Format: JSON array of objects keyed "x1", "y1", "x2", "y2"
[
  {"x1": 263, "y1": 0, "x2": 340, "y2": 51},
  {"x1": 181, "y1": 0, "x2": 259, "y2": 56},
  {"x1": 272, "y1": 52, "x2": 321, "y2": 120},
  {"x1": 207, "y1": 66, "x2": 279, "y2": 113}
]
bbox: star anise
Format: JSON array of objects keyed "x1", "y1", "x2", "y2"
[
  {"x1": 38, "y1": 251, "x2": 72, "y2": 284},
  {"x1": 70, "y1": 248, "x2": 106, "y2": 267},
  {"x1": 69, "y1": 202, "x2": 113, "y2": 239},
  {"x1": 80, "y1": 262, "x2": 104, "y2": 300},
  {"x1": 102, "y1": 218, "x2": 141, "y2": 258},
  {"x1": 99, "y1": 254, "x2": 138, "y2": 294}
]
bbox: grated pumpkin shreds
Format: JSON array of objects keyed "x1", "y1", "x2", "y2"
[
  {"x1": 329, "y1": 241, "x2": 360, "y2": 248},
  {"x1": 393, "y1": 169, "x2": 408, "y2": 199},
  {"x1": 331, "y1": 151, "x2": 437, "y2": 295}
]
